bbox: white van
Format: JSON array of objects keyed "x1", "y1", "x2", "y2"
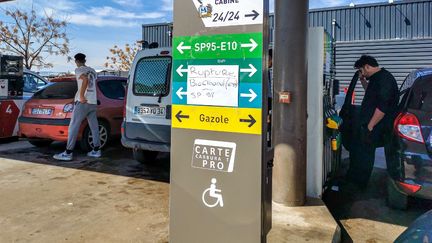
[{"x1": 121, "y1": 47, "x2": 172, "y2": 163}]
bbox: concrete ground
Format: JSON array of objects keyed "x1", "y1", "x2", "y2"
[
  {"x1": 0, "y1": 140, "x2": 170, "y2": 243},
  {"x1": 268, "y1": 199, "x2": 340, "y2": 243},
  {"x1": 1, "y1": 140, "x2": 431, "y2": 242},
  {"x1": 324, "y1": 148, "x2": 432, "y2": 243}
]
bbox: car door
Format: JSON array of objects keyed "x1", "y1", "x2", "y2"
[
  {"x1": 125, "y1": 54, "x2": 172, "y2": 144},
  {"x1": 97, "y1": 78, "x2": 127, "y2": 137}
]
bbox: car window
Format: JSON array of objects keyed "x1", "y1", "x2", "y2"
[
  {"x1": 407, "y1": 75, "x2": 432, "y2": 112},
  {"x1": 23, "y1": 73, "x2": 47, "y2": 93},
  {"x1": 23, "y1": 73, "x2": 38, "y2": 93},
  {"x1": 36, "y1": 77, "x2": 47, "y2": 89},
  {"x1": 33, "y1": 81, "x2": 77, "y2": 99},
  {"x1": 98, "y1": 79, "x2": 126, "y2": 100},
  {"x1": 133, "y1": 56, "x2": 171, "y2": 96}
]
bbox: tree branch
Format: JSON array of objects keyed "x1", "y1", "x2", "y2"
[{"x1": 0, "y1": 36, "x2": 25, "y2": 56}]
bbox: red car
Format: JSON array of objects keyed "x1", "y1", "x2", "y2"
[{"x1": 18, "y1": 75, "x2": 127, "y2": 151}]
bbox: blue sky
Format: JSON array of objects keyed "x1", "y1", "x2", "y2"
[{"x1": 1, "y1": 0, "x2": 385, "y2": 72}]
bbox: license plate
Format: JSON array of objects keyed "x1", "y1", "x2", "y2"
[
  {"x1": 134, "y1": 106, "x2": 165, "y2": 116},
  {"x1": 31, "y1": 108, "x2": 52, "y2": 115}
]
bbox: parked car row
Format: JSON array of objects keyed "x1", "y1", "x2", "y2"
[{"x1": 18, "y1": 75, "x2": 126, "y2": 151}]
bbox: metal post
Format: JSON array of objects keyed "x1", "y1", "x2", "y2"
[{"x1": 272, "y1": 0, "x2": 309, "y2": 206}]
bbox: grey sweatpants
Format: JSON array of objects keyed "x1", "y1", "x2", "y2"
[{"x1": 66, "y1": 102, "x2": 100, "y2": 150}]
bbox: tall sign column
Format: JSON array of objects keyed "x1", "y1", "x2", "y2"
[{"x1": 170, "y1": 1, "x2": 270, "y2": 242}]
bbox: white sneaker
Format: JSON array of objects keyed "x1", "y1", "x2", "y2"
[
  {"x1": 87, "y1": 150, "x2": 101, "y2": 158},
  {"x1": 53, "y1": 151, "x2": 73, "y2": 161}
]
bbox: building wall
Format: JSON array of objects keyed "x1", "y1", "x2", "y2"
[
  {"x1": 309, "y1": 0, "x2": 432, "y2": 42},
  {"x1": 336, "y1": 38, "x2": 432, "y2": 104},
  {"x1": 142, "y1": 1, "x2": 432, "y2": 45},
  {"x1": 142, "y1": 23, "x2": 172, "y2": 48}
]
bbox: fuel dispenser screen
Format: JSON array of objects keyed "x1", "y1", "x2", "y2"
[{"x1": 0, "y1": 55, "x2": 24, "y2": 98}]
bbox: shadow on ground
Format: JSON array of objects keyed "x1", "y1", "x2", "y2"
[
  {"x1": 0, "y1": 139, "x2": 170, "y2": 184},
  {"x1": 323, "y1": 157, "x2": 432, "y2": 242}
]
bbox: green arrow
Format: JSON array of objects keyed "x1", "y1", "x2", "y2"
[
  {"x1": 240, "y1": 64, "x2": 257, "y2": 77},
  {"x1": 176, "y1": 65, "x2": 188, "y2": 77},
  {"x1": 241, "y1": 39, "x2": 258, "y2": 52},
  {"x1": 177, "y1": 41, "x2": 191, "y2": 54}
]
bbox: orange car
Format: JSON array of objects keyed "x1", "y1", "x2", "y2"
[{"x1": 18, "y1": 75, "x2": 127, "y2": 151}]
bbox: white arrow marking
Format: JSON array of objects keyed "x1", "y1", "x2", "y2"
[
  {"x1": 176, "y1": 87, "x2": 188, "y2": 100},
  {"x1": 240, "y1": 64, "x2": 257, "y2": 77},
  {"x1": 240, "y1": 89, "x2": 257, "y2": 102},
  {"x1": 177, "y1": 41, "x2": 191, "y2": 54},
  {"x1": 176, "y1": 65, "x2": 188, "y2": 77},
  {"x1": 241, "y1": 39, "x2": 258, "y2": 52}
]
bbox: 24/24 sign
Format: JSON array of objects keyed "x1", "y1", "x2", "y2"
[{"x1": 193, "y1": 0, "x2": 263, "y2": 27}]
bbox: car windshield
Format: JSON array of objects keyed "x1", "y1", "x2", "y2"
[
  {"x1": 407, "y1": 75, "x2": 432, "y2": 112},
  {"x1": 133, "y1": 56, "x2": 171, "y2": 96},
  {"x1": 33, "y1": 81, "x2": 77, "y2": 99}
]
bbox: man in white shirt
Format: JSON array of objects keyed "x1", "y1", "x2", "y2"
[{"x1": 54, "y1": 53, "x2": 101, "y2": 161}]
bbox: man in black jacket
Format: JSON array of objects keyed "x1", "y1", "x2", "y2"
[{"x1": 345, "y1": 55, "x2": 399, "y2": 188}]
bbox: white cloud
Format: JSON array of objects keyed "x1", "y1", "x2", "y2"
[
  {"x1": 89, "y1": 6, "x2": 165, "y2": 19},
  {"x1": 66, "y1": 6, "x2": 166, "y2": 27},
  {"x1": 39, "y1": 0, "x2": 77, "y2": 11},
  {"x1": 112, "y1": 0, "x2": 142, "y2": 8},
  {"x1": 161, "y1": 0, "x2": 173, "y2": 11},
  {"x1": 68, "y1": 13, "x2": 138, "y2": 27},
  {"x1": 1, "y1": 0, "x2": 33, "y2": 9}
]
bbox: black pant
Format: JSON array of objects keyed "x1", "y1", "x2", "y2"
[
  {"x1": 346, "y1": 136, "x2": 376, "y2": 187},
  {"x1": 346, "y1": 124, "x2": 392, "y2": 187}
]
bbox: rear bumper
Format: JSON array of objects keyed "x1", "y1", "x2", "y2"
[
  {"x1": 19, "y1": 117, "x2": 71, "y2": 126},
  {"x1": 19, "y1": 117, "x2": 71, "y2": 141},
  {"x1": 393, "y1": 179, "x2": 432, "y2": 200},
  {"x1": 121, "y1": 121, "x2": 170, "y2": 152},
  {"x1": 121, "y1": 136, "x2": 170, "y2": 152}
]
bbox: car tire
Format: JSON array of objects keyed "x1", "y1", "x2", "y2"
[
  {"x1": 133, "y1": 149, "x2": 158, "y2": 164},
  {"x1": 28, "y1": 139, "x2": 53, "y2": 147},
  {"x1": 387, "y1": 177, "x2": 408, "y2": 210},
  {"x1": 80, "y1": 121, "x2": 110, "y2": 152}
]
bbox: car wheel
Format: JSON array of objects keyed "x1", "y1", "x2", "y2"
[
  {"x1": 80, "y1": 121, "x2": 110, "y2": 152},
  {"x1": 387, "y1": 177, "x2": 408, "y2": 210},
  {"x1": 133, "y1": 149, "x2": 158, "y2": 164},
  {"x1": 28, "y1": 138, "x2": 53, "y2": 147}
]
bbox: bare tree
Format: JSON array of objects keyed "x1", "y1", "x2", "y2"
[
  {"x1": 105, "y1": 43, "x2": 139, "y2": 72},
  {"x1": 0, "y1": 8, "x2": 69, "y2": 70}
]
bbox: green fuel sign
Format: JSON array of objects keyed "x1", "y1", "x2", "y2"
[{"x1": 174, "y1": 32, "x2": 263, "y2": 59}]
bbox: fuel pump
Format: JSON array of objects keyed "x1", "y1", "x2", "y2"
[
  {"x1": 0, "y1": 54, "x2": 24, "y2": 139},
  {"x1": 307, "y1": 27, "x2": 343, "y2": 197},
  {"x1": 0, "y1": 55, "x2": 24, "y2": 98}
]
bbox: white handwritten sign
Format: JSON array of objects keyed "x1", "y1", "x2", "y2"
[{"x1": 187, "y1": 65, "x2": 239, "y2": 107}]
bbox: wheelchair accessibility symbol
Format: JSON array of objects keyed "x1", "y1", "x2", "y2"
[{"x1": 202, "y1": 178, "x2": 224, "y2": 208}]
